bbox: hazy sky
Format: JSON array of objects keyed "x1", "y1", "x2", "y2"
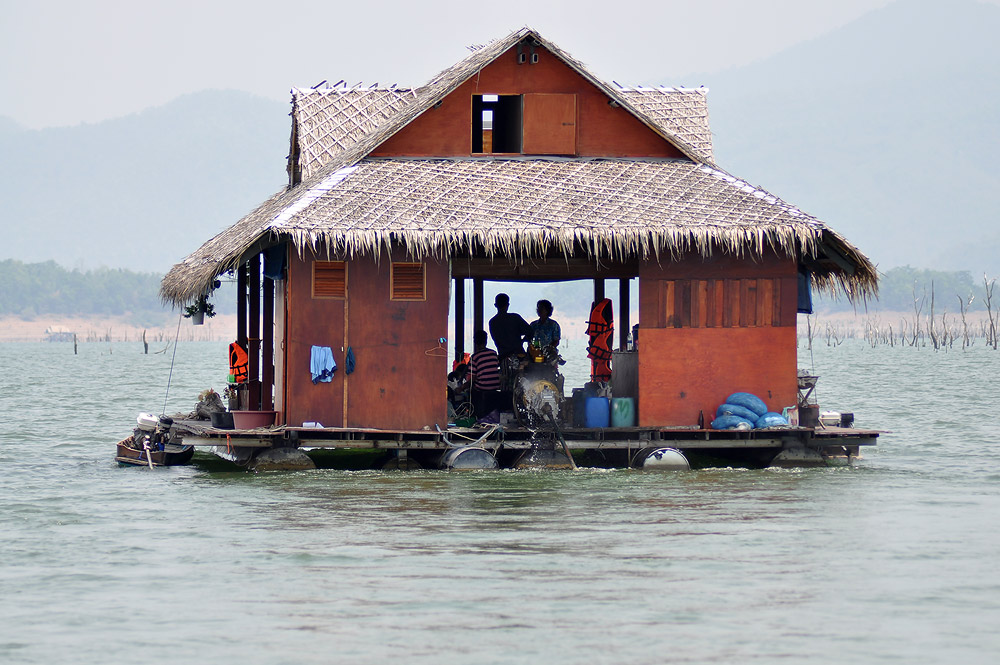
[{"x1": 0, "y1": 0, "x2": 920, "y2": 129}]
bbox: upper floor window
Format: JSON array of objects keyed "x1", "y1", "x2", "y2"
[{"x1": 473, "y1": 93, "x2": 576, "y2": 155}]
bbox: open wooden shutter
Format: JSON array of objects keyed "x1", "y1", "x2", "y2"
[
  {"x1": 312, "y1": 261, "x2": 346, "y2": 299},
  {"x1": 391, "y1": 262, "x2": 425, "y2": 301},
  {"x1": 522, "y1": 93, "x2": 577, "y2": 155}
]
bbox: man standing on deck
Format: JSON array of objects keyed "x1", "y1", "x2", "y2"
[
  {"x1": 489, "y1": 293, "x2": 532, "y2": 360},
  {"x1": 489, "y1": 293, "x2": 532, "y2": 403}
]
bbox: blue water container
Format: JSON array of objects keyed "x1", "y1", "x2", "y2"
[
  {"x1": 611, "y1": 397, "x2": 635, "y2": 427},
  {"x1": 585, "y1": 397, "x2": 610, "y2": 428}
]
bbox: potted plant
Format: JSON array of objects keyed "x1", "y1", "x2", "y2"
[
  {"x1": 183, "y1": 294, "x2": 216, "y2": 326},
  {"x1": 223, "y1": 384, "x2": 241, "y2": 411}
]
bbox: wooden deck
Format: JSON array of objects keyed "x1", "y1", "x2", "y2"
[{"x1": 172, "y1": 419, "x2": 879, "y2": 452}]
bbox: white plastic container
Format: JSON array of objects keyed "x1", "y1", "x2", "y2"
[{"x1": 819, "y1": 411, "x2": 841, "y2": 426}]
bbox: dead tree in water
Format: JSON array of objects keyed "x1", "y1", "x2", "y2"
[
  {"x1": 985, "y1": 274, "x2": 998, "y2": 350},
  {"x1": 910, "y1": 283, "x2": 925, "y2": 347},
  {"x1": 142, "y1": 329, "x2": 149, "y2": 354},
  {"x1": 957, "y1": 294, "x2": 974, "y2": 349},
  {"x1": 928, "y1": 281, "x2": 939, "y2": 350}
]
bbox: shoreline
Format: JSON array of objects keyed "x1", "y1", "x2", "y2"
[
  {"x1": 0, "y1": 314, "x2": 238, "y2": 343},
  {"x1": 1, "y1": 310, "x2": 994, "y2": 344}
]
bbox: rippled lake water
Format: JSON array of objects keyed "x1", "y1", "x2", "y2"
[{"x1": 2, "y1": 339, "x2": 999, "y2": 664}]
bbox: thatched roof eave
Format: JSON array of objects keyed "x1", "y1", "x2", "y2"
[{"x1": 160, "y1": 223, "x2": 876, "y2": 308}]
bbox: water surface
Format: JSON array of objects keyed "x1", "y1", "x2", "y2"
[{"x1": 1, "y1": 340, "x2": 998, "y2": 664}]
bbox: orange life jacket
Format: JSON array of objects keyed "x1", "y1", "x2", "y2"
[
  {"x1": 586, "y1": 298, "x2": 613, "y2": 337},
  {"x1": 587, "y1": 299, "x2": 614, "y2": 382},
  {"x1": 229, "y1": 342, "x2": 249, "y2": 383}
]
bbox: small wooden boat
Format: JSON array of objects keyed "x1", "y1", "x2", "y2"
[{"x1": 115, "y1": 436, "x2": 194, "y2": 467}]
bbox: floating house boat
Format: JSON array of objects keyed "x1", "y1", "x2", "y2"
[{"x1": 155, "y1": 28, "x2": 879, "y2": 470}]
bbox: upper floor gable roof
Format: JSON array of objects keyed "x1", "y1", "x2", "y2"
[{"x1": 288, "y1": 28, "x2": 714, "y2": 181}]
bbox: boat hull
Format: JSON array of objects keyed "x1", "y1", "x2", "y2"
[{"x1": 115, "y1": 437, "x2": 194, "y2": 467}]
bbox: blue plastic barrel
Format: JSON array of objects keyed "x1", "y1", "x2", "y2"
[
  {"x1": 585, "y1": 397, "x2": 610, "y2": 428},
  {"x1": 611, "y1": 397, "x2": 635, "y2": 427}
]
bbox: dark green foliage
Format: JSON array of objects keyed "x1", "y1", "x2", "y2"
[
  {"x1": 0, "y1": 259, "x2": 167, "y2": 319},
  {"x1": 817, "y1": 266, "x2": 983, "y2": 312}
]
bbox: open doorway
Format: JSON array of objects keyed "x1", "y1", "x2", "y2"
[{"x1": 447, "y1": 277, "x2": 639, "y2": 427}]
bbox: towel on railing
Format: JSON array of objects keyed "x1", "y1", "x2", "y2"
[{"x1": 310, "y1": 346, "x2": 336, "y2": 383}]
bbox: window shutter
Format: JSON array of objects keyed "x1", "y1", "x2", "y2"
[
  {"x1": 653, "y1": 278, "x2": 784, "y2": 328},
  {"x1": 391, "y1": 263, "x2": 426, "y2": 301},
  {"x1": 313, "y1": 261, "x2": 346, "y2": 299},
  {"x1": 522, "y1": 93, "x2": 577, "y2": 155}
]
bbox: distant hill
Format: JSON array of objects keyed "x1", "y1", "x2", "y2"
[
  {"x1": 0, "y1": 115, "x2": 23, "y2": 138},
  {"x1": 0, "y1": 90, "x2": 289, "y2": 273},
  {"x1": 691, "y1": 0, "x2": 1000, "y2": 277},
  {"x1": 5, "y1": 0, "x2": 998, "y2": 286}
]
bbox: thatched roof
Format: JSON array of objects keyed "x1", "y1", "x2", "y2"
[
  {"x1": 289, "y1": 83, "x2": 713, "y2": 180},
  {"x1": 161, "y1": 27, "x2": 876, "y2": 306},
  {"x1": 616, "y1": 86, "x2": 713, "y2": 163},
  {"x1": 290, "y1": 86, "x2": 418, "y2": 182}
]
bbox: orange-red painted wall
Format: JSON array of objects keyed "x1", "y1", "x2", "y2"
[
  {"x1": 637, "y1": 252, "x2": 799, "y2": 426},
  {"x1": 372, "y1": 45, "x2": 685, "y2": 159},
  {"x1": 282, "y1": 248, "x2": 449, "y2": 430},
  {"x1": 283, "y1": 250, "x2": 345, "y2": 428}
]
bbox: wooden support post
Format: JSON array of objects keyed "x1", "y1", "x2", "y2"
[
  {"x1": 594, "y1": 278, "x2": 605, "y2": 304},
  {"x1": 237, "y1": 263, "x2": 248, "y2": 347},
  {"x1": 619, "y1": 278, "x2": 630, "y2": 351},
  {"x1": 454, "y1": 277, "x2": 465, "y2": 360},
  {"x1": 262, "y1": 275, "x2": 275, "y2": 411},
  {"x1": 248, "y1": 255, "x2": 261, "y2": 411},
  {"x1": 473, "y1": 278, "x2": 484, "y2": 337}
]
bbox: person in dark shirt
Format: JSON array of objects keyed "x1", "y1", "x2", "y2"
[
  {"x1": 488, "y1": 293, "x2": 532, "y2": 360},
  {"x1": 489, "y1": 293, "x2": 532, "y2": 401}
]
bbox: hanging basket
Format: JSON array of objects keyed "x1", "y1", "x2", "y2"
[{"x1": 190, "y1": 310, "x2": 205, "y2": 325}]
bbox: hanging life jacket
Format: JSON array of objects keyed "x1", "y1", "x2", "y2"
[
  {"x1": 586, "y1": 298, "x2": 614, "y2": 360},
  {"x1": 586, "y1": 298, "x2": 614, "y2": 382},
  {"x1": 229, "y1": 341, "x2": 249, "y2": 383},
  {"x1": 586, "y1": 298, "x2": 614, "y2": 337}
]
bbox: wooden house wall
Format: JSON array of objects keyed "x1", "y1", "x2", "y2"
[
  {"x1": 637, "y1": 252, "x2": 799, "y2": 427},
  {"x1": 282, "y1": 248, "x2": 449, "y2": 430},
  {"x1": 371, "y1": 45, "x2": 685, "y2": 159}
]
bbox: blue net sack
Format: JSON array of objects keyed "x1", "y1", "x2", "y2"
[{"x1": 725, "y1": 392, "x2": 768, "y2": 417}]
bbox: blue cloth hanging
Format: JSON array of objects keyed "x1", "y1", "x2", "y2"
[
  {"x1": 310, "y1": 346, "x2": 336, "y2": 383},
  {"x1": 344, "y1": 346, "x2": 356, "y2": 376},
  {"x1": 797, "y1": 268, "x2": 813, "y2": 314},
  {"x1": 263, "y1": 244, "x2": 287, "y2": 280}
]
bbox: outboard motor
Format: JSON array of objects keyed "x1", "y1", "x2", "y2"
[{"x1": 132, "y1": 413, "x2": 173, "y2": 452}]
